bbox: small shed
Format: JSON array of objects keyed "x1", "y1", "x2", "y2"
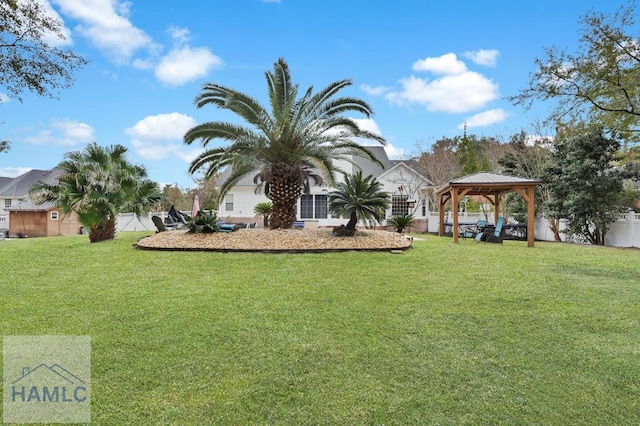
[
  {"x1": 6, "y1": 200, "x2": 81, "y2": 238},
  {"x1": 436, "y1": 172, "x2": 542, "y2": 247}
]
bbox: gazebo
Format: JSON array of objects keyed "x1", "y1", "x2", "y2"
[{"x1": 436, "y1": 172, "x2": 543, "y2": 247}]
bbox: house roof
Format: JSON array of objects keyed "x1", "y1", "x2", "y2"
[
  {"x1": 378, "y1": 161, "x2": 433, "y2": 187},
  {"x1": 0, "y1": 176, "x2": 11, "y2": 189},
  {"x1": 215, "y1": 145, "x2": 429, "y2": 187},
  {"x1": 0, "y1": 168, "x2": 62, "y2": 198}
]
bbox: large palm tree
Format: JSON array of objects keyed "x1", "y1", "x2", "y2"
[
  {"x1": 183, "y1": 57, "x2": 386, "y2": 229},
  {"x1": 31, "y1": 142, "x2": 163, "y2": 242},
  {"x1": 328, "y1": 170, "x2": 390, "y2": 235}
]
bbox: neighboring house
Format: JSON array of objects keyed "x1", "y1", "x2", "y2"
[
  {"x1": 216, "y1": 146, "x2": 433, "y2": 230},
  {"x1": 0, "y1": 168, "x2": 80, "y2": 237}
]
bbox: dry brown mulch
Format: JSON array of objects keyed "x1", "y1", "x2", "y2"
[{"x1": 135, "y1": 228, "x2": 413, "y2": 252}]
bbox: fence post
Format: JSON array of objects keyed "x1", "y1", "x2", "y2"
[{"x1": 630, "y1": 211, "x2": 636, "y2": 248}]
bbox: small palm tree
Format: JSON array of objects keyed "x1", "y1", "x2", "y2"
[
  {"x1": 183, "y1": 57, "x2": 385, "y2": 229},
  {"x1": 328, "y1": 171, "x2": 390, "y2": 235},
  {"x1": 388, "y1": 213, "x2": 415, "y2": 233},
  {"x1": 31, "y1": 142, "x2": 163, "y2": 242},
  {"x1": 253, "y1": 201, "x2": 272, "y2": 227}
]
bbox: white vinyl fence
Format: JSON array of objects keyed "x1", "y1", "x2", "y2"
[
  {"x1": 428, "y1": 211, "x2": 640, "y2": 248},
  {"x1": 115, "y1": 212, "x2": 165, "y2": 232}
]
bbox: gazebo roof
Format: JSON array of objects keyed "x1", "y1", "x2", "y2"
[{"x1": 436, "y1": 172, "x2": 542, "y2": 197}]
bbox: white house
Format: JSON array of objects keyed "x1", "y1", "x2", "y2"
[{"x1": 215, "y1": 146, "x2": 433, "y2": 230}]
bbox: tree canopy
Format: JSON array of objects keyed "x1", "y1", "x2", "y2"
[
  {"x1": 328, "y1": 170, "x2": 389, "y2": 234},
  {"x1": 544, "y1": 126, "x2": 640, "y2": 245},
  {"x1": 31, "y1": 143, "x2": 162, "y2": 242},
  {"x1": 510, "y1": 1, "x2": 640, "y2": 141},
  {"x1": 184, "y1": 57, "x2": 385, "y2": 229},
  {"x1": 0, "y1": 0, "x2": 87, "y2": 101}
]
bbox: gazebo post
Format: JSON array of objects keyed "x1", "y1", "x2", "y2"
[
  {"x1": 452, "y1": 189, "x2": 459, "y2": 243},
  {"x1": 438, "y1": 194, "x2": 446, "y2": 236},
  {"x1": 527, "y1": 187, "x2": 536, "y2": 247}
]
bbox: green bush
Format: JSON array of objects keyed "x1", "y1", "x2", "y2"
[
  {"x1": 388, "y1": 213, "x2": 414, "y2": 233},
  {"x1": 186, "y1": 210, "x2": 220, "y2": 233}
]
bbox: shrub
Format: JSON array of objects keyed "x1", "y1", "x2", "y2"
[
  {"x1": 186, "y1": 211, "x2": 220, "y2": 233},
  {"x1": 388, "y1": 214, "x2": 414, "y2": 233}
]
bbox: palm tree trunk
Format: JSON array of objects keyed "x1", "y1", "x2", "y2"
[
  {"x1": 268, "y1": 176, "x2": 301, "y2": 229},
  {"x1": 89, "y1": 217, "x2": 116, "y2": 242},
  {"x1": 346, "y1": 211, "x2": 358, "y2": 230}
]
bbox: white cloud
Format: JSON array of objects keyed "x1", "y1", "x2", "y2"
[
  {"x1": 386, "y1": 53, "x2": 499, "y2": 113},
  {"x1": 352, "y1": 118, "x2": 382, "y2": 136},
  {"x1": 0, "y1": 167, "x2": 32, "y2": 178},
  {"x1": 35, "y1": 0, "x2": 73, "y2": 47},
  {"x1": 23, "y1": 119, "x2": 95, "y2": 146},
  {"x1": 463, "y1": 49, "x2": 499, "y2": 67},
  {"x1": 412, "y1": 53, "x2": 467, "y2": 75},
  {"x1": 350, "y1": 118, "x2": 403, "y2": 158},
  {"x1": 0, "y1": 93, "x2": 9, "y2": 103},
  {"x1": 52, "y1": 0, "x2": 157, "y2": 62},
  {"x1": 125, "y1": 113, "x2": 201, "y2": 161},
  {"x1": 459, "y1": 108, "x2": 508, "y2": 129},
  {"x1": 155, "y1": 46, "x2": 222, "y2": 86},
  {"x1": 168, "y1": 26, "x2": 190, "y2": 45},
  {"x1": 126, "y1": 112, "x2": 196, "y2": 140},
  {"x1": 387, "y1": 72, "x2": 498, "y2": 113},
  {"x1": 360, "y1": 84, "x2": 389, "y2": 96}
]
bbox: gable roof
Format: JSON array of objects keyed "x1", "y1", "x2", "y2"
[
  {"x1": 377, "y1": 161, "x2": 433, "y2": 187},
  {"x1": 0, "y1": 168, "x2": 62, "y2": 198},
  {"x1": 215, "y1": 146, "x2": 422, "y2": 187}
]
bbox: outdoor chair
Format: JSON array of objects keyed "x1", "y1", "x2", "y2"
[
  {"x1": 151, "y1": 215, "x2": 167, "y2": 233},
  {"x1": 168, "y1": 205, "x2": 188, "y2": 225},
  {"x1": 462, "y1": 219, "x2": 486, "y2": 240},
  {"x1": 481, "y1": 216, "x2": 504, "y2": 244},
  {"x1": 164, "y1": 215, "x2": 183, "y2": 230}
]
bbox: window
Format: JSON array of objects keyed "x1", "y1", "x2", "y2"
[
  {"x1": 392, "y1": 195, "x2": 409, "y2": 216},
  {"x1": 4, "y1": 199, "x2": 11, "y2": 208},
  {"x1": 225, "y1": 194, "x2": 234, "y2": 211},
  {"x1": 300, "y1": 195, "x2": 327, "y2": 219},
  {"x1": 314, "y1": 195, "x2": 327, "y2": 219},
  {"x1": 300, "y1": 195, "x2": 313, "y2": 219},
  {"x1": 50, "y1": 211, "x2": 59, "y2": 220}
]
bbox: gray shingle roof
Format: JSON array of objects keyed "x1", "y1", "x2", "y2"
[
  {"x1": 0, "y1": 168, "x2": 62, "y2": 197},
  {"x1": 450, "y1": 172, "x2": 541, "y2": 185},
  {"x1": 216, "y1": 145, "x2": 401, "y2": 187}
]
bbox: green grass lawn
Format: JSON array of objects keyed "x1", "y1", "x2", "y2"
[{"x1": 1, "y1": 232, "x2": 639, "y2": 425}]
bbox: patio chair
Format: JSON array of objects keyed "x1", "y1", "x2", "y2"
[
  {"x1": 483, "y1": 216, "x2": 504, "y2": 244},
  {"x1": 152, "y1": 215, "x2": 167, "y2": 233},
  {"x1": 462, "y1": 219, "x2": 486, "y2": 240},
  {"x1": 164, "y1": 215, "x2": 183, "y2": 230}
]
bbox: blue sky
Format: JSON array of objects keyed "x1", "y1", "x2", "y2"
[{"x1": 0, "y1": 0, "x2": 625, "y2": 188}]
